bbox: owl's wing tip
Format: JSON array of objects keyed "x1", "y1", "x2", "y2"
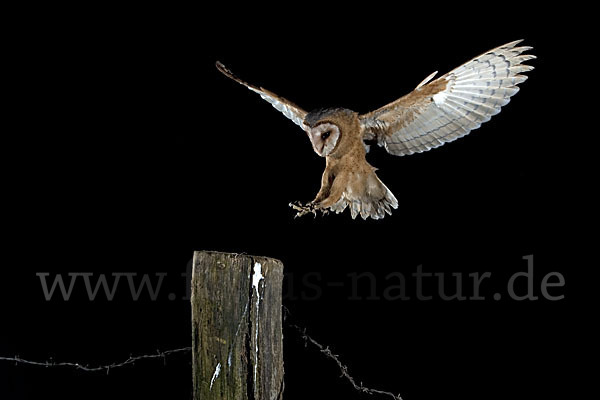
[
  {"x1": 215, "y1": 60, "x2": 232, "y2": 76},
  {"x1": 215, "y1": 61, "x2": 255, "y2": 90},
  {"x1": 507, "y1": 39, "x2": 525, "y2": 47}
]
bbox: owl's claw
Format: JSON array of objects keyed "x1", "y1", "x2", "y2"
[
  {"x1": 289, "y1": 201, "x2": 315, "y2": 218},
  {"x1": 289, "y1": 201, "x2": 329, "y2": 218}
]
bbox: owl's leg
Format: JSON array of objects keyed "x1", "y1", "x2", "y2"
[
  {"x1": 311, "y1": 185, "x2": 344, "y2": 209},
  {"x1": 289, "y1": 169, "x2": 342, "y2": 218},
  {"x1": 313, "y1": 168, "x2": 346, "y2": 207}
]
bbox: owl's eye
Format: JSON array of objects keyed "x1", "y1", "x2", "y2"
[{"x1": 321, "y1": 131, "x2": 331, "y2": 140}]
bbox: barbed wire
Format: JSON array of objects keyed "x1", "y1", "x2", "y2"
[
  {"x1": 287, "y1": 323, "x2": 403, "y2": 400},
  {"x1": 0, "y1": 347, "x2": 191, "y2": 374},
  {"x1": 1, "y1": 317, "x2": 402, "y2": 399},
  {"x1": 283, "y1": 307, "x2": 403, "y2": 400}
]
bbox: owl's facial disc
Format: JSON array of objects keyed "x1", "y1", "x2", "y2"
[{"x1": 309, "y1": 123, "x2": 340, "y2": 157}]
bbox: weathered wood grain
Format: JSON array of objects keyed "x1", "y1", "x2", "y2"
[{"x1": 192, "y1": 251, "x2": 284, "y2": 400}]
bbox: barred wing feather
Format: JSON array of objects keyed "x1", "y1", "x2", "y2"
[{"x1": 360, "y1": 40, "x2": 535, "y2": 156}]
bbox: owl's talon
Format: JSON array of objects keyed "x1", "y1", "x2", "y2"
[
  {"x1": 289, "y1": 201, "x2": 313, "y2": 217},
  {"x1": 290, "y1": 201, "x2": 329, "y2": 218}
]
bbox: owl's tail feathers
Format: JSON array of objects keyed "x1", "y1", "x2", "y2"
[{"x1": 329, "y1": 174, "x2": 398, "y2": 220}]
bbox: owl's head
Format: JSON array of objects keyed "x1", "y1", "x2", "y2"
[{"x1": 304, "y1": 108, "x2": 353, "y2": 157}]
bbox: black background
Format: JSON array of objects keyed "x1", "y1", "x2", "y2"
[{"x1": 1, "y1": 4, "x2": 593, "y2": 400}]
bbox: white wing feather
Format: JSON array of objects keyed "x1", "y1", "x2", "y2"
[{"x1": 361, "y1": 40, "x2": 535, "y2": 156}]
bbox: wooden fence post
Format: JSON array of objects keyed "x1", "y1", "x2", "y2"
[{"x1": 192, "y1": 251, "x2": 284, "y2": 400}]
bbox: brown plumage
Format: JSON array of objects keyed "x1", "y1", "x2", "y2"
[
  {"x1": 299, "y1": 108, "x2": 398, "y2": 219},
  {"x1": 216, "y1": 40, "x2": 535, "y2": 220}
]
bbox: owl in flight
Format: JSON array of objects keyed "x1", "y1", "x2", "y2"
[{"x1": 216, "y1": 40, "x2": 534, "y2": 220}]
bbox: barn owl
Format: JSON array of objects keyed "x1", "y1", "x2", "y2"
[{"x1": 216, "y1": 40, "x2": 534, "y2": 220}]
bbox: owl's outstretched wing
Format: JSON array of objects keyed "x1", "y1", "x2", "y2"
[
  {"x1": 359, "y1": 40, "x2": 535, "y2": 156},
  {"x1": 216, "y1": 61, "x2": 308, "y2": 130}
]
